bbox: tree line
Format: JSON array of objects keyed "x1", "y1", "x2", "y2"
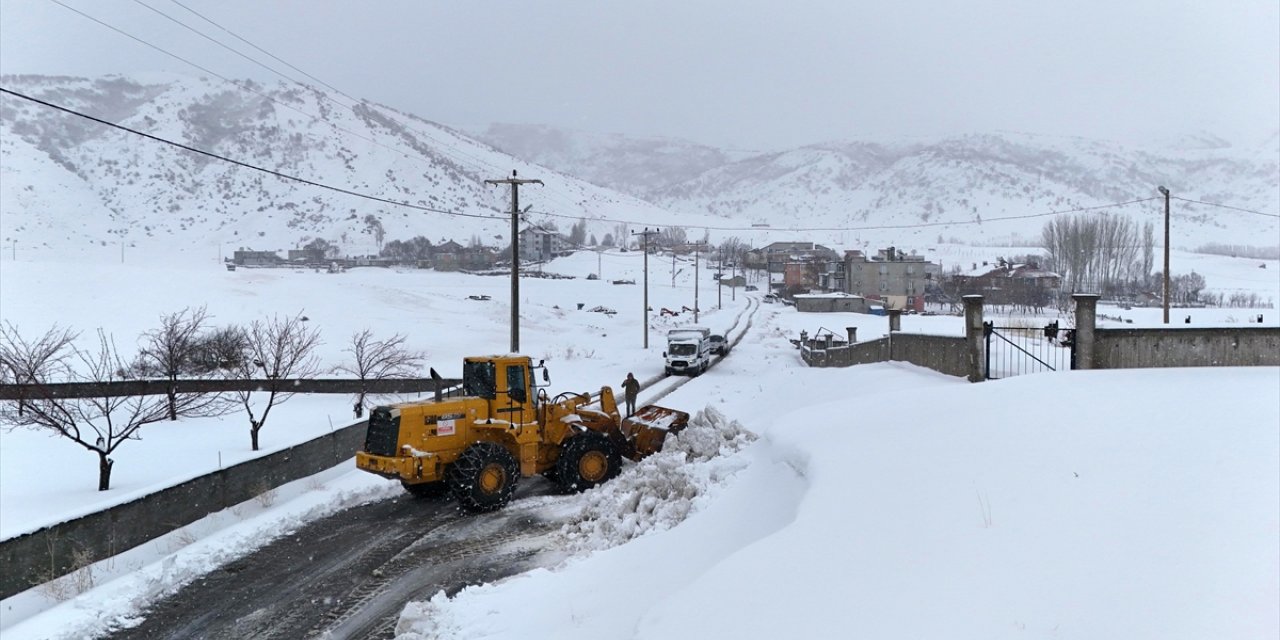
[
  {"x1": 0, "y1": 308, "x2": 424, "y2": 492},
  {"x1": 1038, "y1": 213, "x2": 1242, "y2": 307}
]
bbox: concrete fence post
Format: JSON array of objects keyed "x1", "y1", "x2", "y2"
[
  {"x1": 963, "y1": 295, "x2": 985, "y2": 382},
  {"x1": 846, "y1": 326, "x2": 857, "y2": 344},
  {"x1": 887, "y1": 309, "x2": 902, "y2": 359},
  {"x1": 1073, "y1": 293, "x2": 1100, "y2": 370}
]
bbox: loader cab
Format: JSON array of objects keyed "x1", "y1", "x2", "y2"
[{"x1": 462, "y1": 356, "x2": 551, "y2": 425}]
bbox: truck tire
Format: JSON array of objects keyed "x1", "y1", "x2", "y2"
[
  {"x1": 400, "y1": 480, "x2": 448, "y2": 499},
  {"x1": 447, "y1": 442, "x2": 519, "y2": 513},
  {"x1": 556, "y1": 432, "x2": 621, "y2": 493}
]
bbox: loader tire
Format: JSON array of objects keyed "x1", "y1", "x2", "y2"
[
  {"x1": 400, "y1": 480, "x2": 448, "y2": 499},
  {"x1": 447, "y1": 442, "x2": 519, "y2": 513},
  {"x1": 556, "y1": 431, "x2": 621, "y2": 494}
]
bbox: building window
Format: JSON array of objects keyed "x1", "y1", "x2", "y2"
[
  {"x1": 906, "y1": 265, "x2": 915, "y2": 275},
  {"x1": 878, "y1": 264, "x2": 888, "y2": 275},
  {"x1": 879, "y1": 280, "x2": 888, "y2": 292}
]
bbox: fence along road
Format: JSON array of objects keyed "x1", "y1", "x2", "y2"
[{"x1": 0, "y1": 377, "x2": 461, "y2": 400}]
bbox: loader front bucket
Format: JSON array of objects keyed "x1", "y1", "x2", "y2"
[{"x1": 618, "y1": 405, "x2": 690, "y2": 460}]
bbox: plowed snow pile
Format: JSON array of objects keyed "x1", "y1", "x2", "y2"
[{"x1": 558, "y1": 406, "x2": 757, "y2": 552}]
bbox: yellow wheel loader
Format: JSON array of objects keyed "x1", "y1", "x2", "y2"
[{"x1": 355, "y1": 355, "x2": 689, "y2": 513}]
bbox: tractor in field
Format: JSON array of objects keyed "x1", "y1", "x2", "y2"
[{"x1": 355, "y1": 355, "x2": 689, "y2": 512}]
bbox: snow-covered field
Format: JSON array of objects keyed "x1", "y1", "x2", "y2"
[{"x1": 0, "y1": 248, "x2": 1277, "y2": 639}]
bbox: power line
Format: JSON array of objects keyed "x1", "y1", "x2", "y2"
[
  {"x1": 164, "y1": 0, "x2": 359, "y2": 104},
  {"x1": 152, "y1": 0, "x2": 588, "y2": 217},
  {"x1": 529, "y1": 198, "x2": 1162, "y2": 234},
  {"x1": 1170, "y1": 196, "x2": 1280, "y2": 219},
  {"x1": 0, "y1": 87, "x2": 505, "y2": 222},
  {"x1": 47, "y1": 0, "x2": 481, "y2": 183}
]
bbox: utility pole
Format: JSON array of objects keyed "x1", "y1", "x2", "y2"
[
  {"x1": 485, "y1": 170, "x2": 543, "y2": 352},
  {"x1": 732, "y1": 260, "x2": 737, "y2": 301},
  {"x1": 717, "y1": 249, "x2": 723, "y2": 310},
  {"x1": 1158, "y1": 186, "x2": 1170, "y2": 324},
  {"x1": 633, "y1": 228, "x2": 660, "y2": 348},
  {"x1": 671, "y1": 251, "x2": 676, "y2": 287},
  {"x1": 692, "y1": 242, "x2": 706, "y2": 323}
]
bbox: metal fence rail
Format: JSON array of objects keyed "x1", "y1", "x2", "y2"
[{"x1": 0, "y1": 377, "x2": 462, "y2": 400}]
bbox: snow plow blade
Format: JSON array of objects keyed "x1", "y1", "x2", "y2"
[{"x1": 618, "y1": 405, "x2": 690, "y2": 460}]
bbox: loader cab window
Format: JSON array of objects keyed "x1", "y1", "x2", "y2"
[
  {"x1": 506, "y1": 364, "x2": 527, "y2": 403},
  {"x1": 463, "y1": 360, "x2": 496, "y2": 399}
]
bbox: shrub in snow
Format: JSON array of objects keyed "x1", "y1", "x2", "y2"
[{"x1": 556, "y1": 406, "x2": 756, "y2": 553}]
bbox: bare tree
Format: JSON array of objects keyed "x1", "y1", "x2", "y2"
[
  {"x1": 1042, "y1": 213, "x2": 1144, "y2": 299},
  {"x1": 0, "y1": 330, "x2": 169, "y2": 491},
  {"x1": 0, "y1": 322, "x2": 79, "y2": 416},
  {"x1": 334, "y1": 330, "x2": 425, "y2": 416},
  {"x1": 138, "y1": 306, "x2": 228, "y2": 421},
  {"x1": 234, "y1": 313, "x2": 322, "y2": 451},
  {"x1": 190, "y1": 324, "x2": 250, "y2": 373}
]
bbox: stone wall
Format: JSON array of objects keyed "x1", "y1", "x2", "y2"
[
  {"x1": 890, "y1": 333, "x2": 970, "y2": 378},
  {"x1": 0, "y1": 421, "x2": 368, "y2": 600},
  {"x1": 801, "y1": 337, "x2": 889, "y2": 367},
  {"x1": 1094, "y1": 327, "x2": 1280, "y2": 369}
]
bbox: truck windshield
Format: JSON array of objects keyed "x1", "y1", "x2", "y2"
[
  {"x1": 463, "y1": 360, "x2": 496, "y2": 399},
  {"x1": 670, "y1": 343, "x2": 698, "y2": 356}
]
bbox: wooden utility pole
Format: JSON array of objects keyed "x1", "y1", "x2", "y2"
[
  {"x1": 633, "y1": 228, "x2": 660, "y2": 348},
  {"x1": 485, "y1": 170, "x2": 543, "y2": 352},
  {"x1": 1158, "y1": 186, "x2": 1170, "y2": 324},
  {"x1": 694, "y1": 244, "x2": 705, "y2": 322},
  {"x1": 717, "y1": 249, "x2": 723, "y2": 310}
]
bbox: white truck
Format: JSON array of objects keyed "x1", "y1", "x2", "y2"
[{"x1": 664, "y1": 326, "x2": 712, "y2": 376}]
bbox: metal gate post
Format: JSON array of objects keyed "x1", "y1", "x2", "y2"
[{"x1": 983, "y1": 321, "x2": 993, "y2": 379}]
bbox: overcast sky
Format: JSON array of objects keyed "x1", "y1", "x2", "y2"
[{"x1": 2, "y1": 0, "x2": 1277, "y2": 150}]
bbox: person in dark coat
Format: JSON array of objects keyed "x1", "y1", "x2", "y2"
[{"x1": 622, "y1": 372, "x2": 640, "y2": 416}]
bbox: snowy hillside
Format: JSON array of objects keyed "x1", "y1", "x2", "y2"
[
  {"x1": 476, "y1": 126, "x2": 1280, "y2": 249},
  {"x1": 3, "y1": 75, "x2": 1276, "y2": 260},
  {"x1": 0, "y1": 74, "x2": 721, "y2": 260},
  {"x1": 463, "y1": 123, "x2": 748, "y2": 199}
]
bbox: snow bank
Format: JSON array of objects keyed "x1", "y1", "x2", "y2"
[
  {"x1": 393, "y1": 367, "x2": 1279, "y2": 640},
  {"x1": 558, "y1": 407, "x2": 757, "y2": 553},
  {"x1": 394, "y1": 406, "x2": 793, "y2": 640}
]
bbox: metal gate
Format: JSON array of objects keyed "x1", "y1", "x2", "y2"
[{"x1": 984, "y1": 321, "x2": 1075, "y2": 380}]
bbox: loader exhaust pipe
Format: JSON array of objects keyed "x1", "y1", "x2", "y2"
[{"x1": 430, "y1": 367, "x2": 443, "y2": 402}]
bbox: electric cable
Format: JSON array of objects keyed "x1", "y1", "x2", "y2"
[
  {"x1": 49, "y1": 0, "x2": 493, "y2": 186},
  {"x1": 1170, "y1": 196, "x2": 1280, "y2": 218},
  {"x1": 0, "y1": 87, "x2": 505, "y2": 221}
]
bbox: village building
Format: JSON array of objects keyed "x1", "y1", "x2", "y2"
[
  {"x1": 840, "y1": 247, "x2": 942, "y2": 312},
  {"x1": 519, "y1": 227, "x2": 569, "y2": 263},
  {"x1": 793, "y1": 292, "x2": 877, "y2": 313},
  {"x1": 231, "y1": 249, "x2": 283, "y2": 266},
  {"x1": 950, "y1": 258, "x2": 1061, "y2": 309}
]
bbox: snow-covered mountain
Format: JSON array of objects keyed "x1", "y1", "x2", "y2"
[
  {"x1": 0, "y1": 74, "x2": 714, "y2": 259},
  {"x1": 474, "y1": 125, "x2": 1280, "y2": 250},
  {"x1": 2, "y1": 74, "x2": 1277, "y2": 260}
]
